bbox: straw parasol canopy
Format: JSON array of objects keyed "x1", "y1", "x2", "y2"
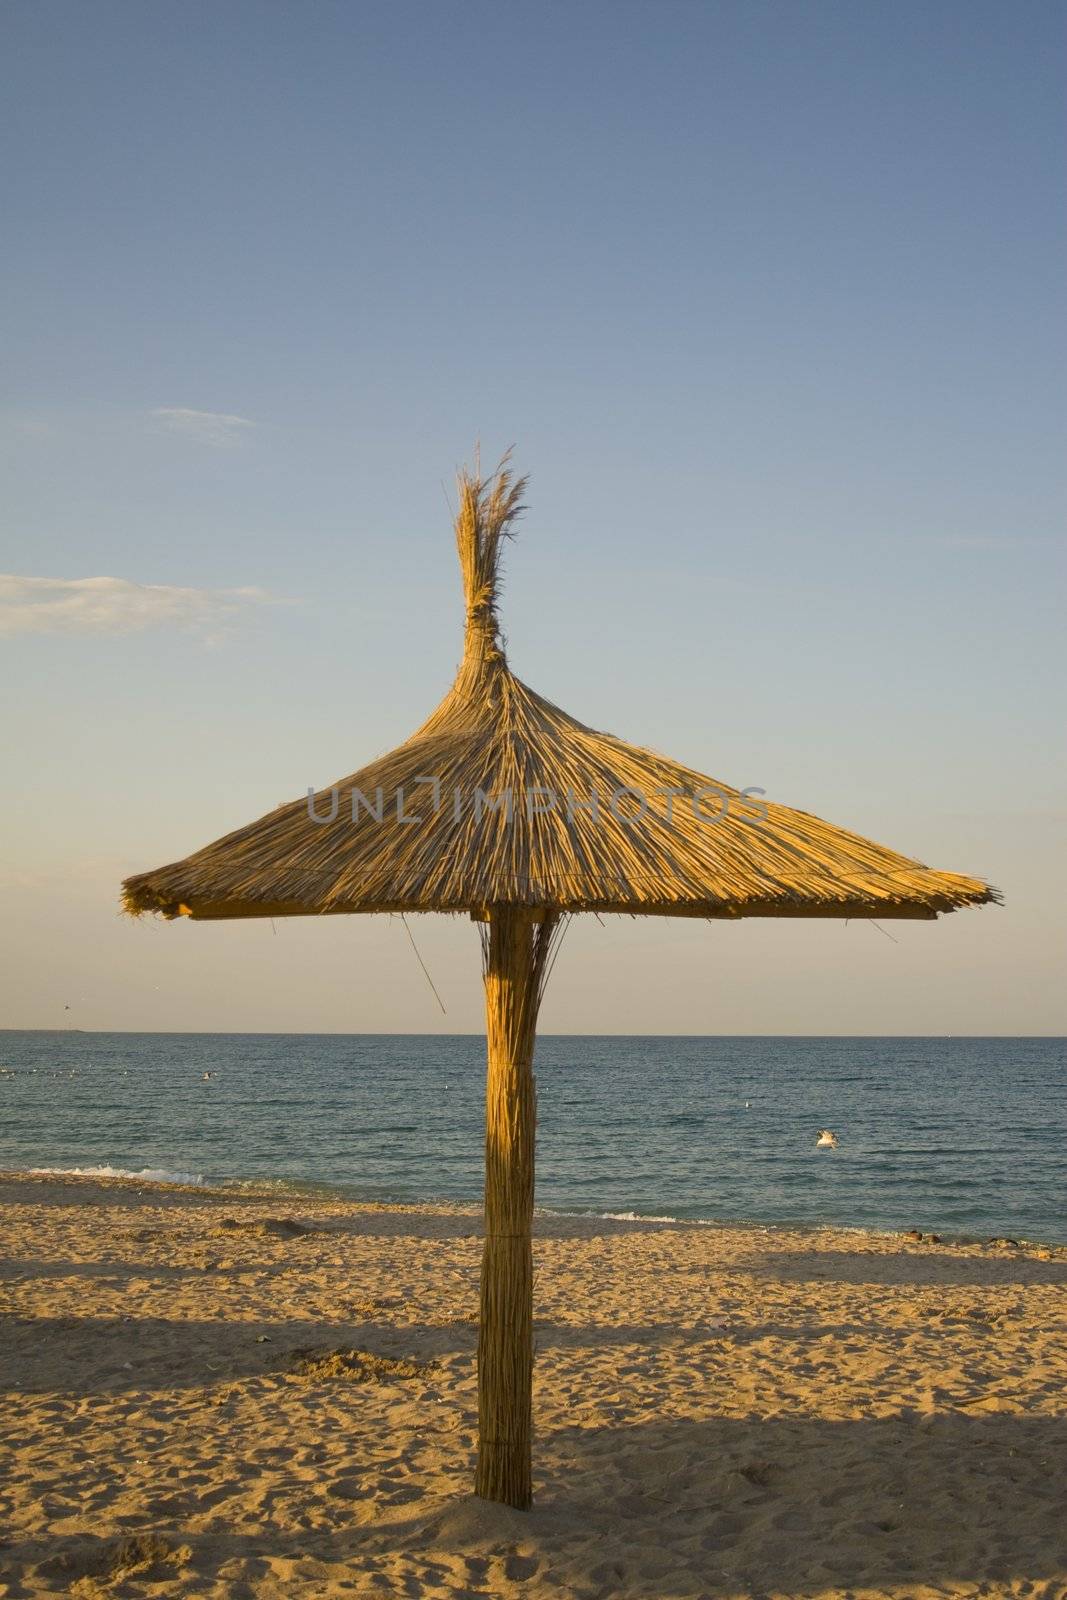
[{"x1": 124, "y1": 456, "x2": 998, "y2": 1508}]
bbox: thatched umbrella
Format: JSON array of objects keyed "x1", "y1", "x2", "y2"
[{"x1": 123, "y1": 458, "x2": 997, "y2": 1509}]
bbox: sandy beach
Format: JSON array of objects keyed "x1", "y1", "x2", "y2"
[{"x1": 1, "y1": 1173, "x2": 1065, "y2": 1600}]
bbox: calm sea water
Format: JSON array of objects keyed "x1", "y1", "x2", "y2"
[{"x1": 0, "y1": 1033, "x2": 1063, "y2": 1242}]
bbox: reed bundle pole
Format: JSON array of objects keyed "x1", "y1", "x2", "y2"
[{"x1": 475, "y1": 907, "x2": 559, "y2": 1507}]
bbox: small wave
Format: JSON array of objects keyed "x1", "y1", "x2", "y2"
[
  {"x1": 543, "y1": 1207, "x2": 926, "y2": 1242},
  {"x1": 28, "y1": 1164, "x2": 204, "y2": 1186},
  {"x1": 546, "y1": 1208, "x2": 709, "y2": 1226},
  {"x1": 597, "y1": 1210, "x2": 688, "y2": 1224}
]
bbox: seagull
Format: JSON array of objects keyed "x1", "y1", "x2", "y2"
[
  {"x1": 202, "y1": 1071, "x2": 215, "y2": 1081},
  {"x1": 816, "y1": 1129, "x2": 839, "y2": 1148}
]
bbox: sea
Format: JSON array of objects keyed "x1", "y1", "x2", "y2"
[{"x1": 0, "y1": 1033, "x2": 1063, "y2": 1243}]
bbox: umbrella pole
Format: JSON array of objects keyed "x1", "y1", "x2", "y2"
[{"x1": 475, "y1": 906, "x2": 541, "y2": 1509}]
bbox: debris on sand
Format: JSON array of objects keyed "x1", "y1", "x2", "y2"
[
  {"x1": 214, "y1": 1216, "x2": 315, "y2": 1239},
  {"x1": 288, "y1": 1346, "x2": 435, "y2": 1383},
  {"x1": 41, "y1": 1532, "x2": 192, "y2": 1597}
]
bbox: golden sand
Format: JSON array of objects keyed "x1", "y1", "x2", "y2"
[{"x1": 1, "y1": 1173, "x2": 1064, "y2": 1599}]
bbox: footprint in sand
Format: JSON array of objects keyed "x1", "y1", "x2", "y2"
[{"x1": 503, "y1": 1552, "x2": 542, "y2": 1581}]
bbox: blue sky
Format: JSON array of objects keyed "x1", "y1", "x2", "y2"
[{"x1": 1, "y1": 0, "x2": 1063, "y2": 1032}]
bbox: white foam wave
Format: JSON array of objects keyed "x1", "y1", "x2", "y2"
[
  {"x1": 28, "y1": 1164, "x2": 204, "y2": 1186},
  {"x1": 542, "y1": 1207, "x2": 705, "y2": 1225},
  {"x1": 598, "y1": 1210, "x2": 687, "y2": 1223}
]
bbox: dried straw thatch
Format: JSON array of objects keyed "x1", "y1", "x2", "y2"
[
  {"x1": 122, "y1": 457, "x2": 998, "y2": 1510},
  {"x1": 123, "y1": 463, "x2": 996, "y2": 926}
]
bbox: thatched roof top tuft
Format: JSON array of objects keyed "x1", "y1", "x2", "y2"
[{"x1": 123, "y1": 461, "x2": 998, "y2": 924}]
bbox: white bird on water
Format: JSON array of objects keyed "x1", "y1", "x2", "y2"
[{"x1": 816, "y1": 1129, "x2": 839, "y2": 1148}]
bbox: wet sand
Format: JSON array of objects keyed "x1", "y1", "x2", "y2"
[{"x1": 1, "y1": 1172, "x2": 1065, "y2": 1599}]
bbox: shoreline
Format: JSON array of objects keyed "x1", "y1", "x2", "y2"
[
  {"x1": 2, "y1": 1172, "x2": 1065, "y2": 1597},
  {"x1": 3, "y1": 1166, "x2": 1064, "y2": 1252}
]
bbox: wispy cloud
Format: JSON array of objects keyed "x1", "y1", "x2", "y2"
[
  {"x1": 1, "y1": 410, "x2": 55, "y2": 440},
  {"x1": 935, "y1": 535, "x2": 1053, "y2": 551},
  {"x1": 150, "y1": 407, "x2": 255, "y2": 448},
  {"x1": 0, "y1": 575, "x2": 275, "y2": 637}
]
